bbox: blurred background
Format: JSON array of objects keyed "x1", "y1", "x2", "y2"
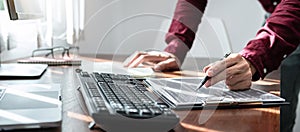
[
  {"x1": 80, "y1": 0, "x2": 265, "y2": 59},
  {"x1": 0, "y1": 0, "x2": 84, "y2": 61},
  {"x1": 0, "y1": 0, "x2": 265, "y2": 61}
]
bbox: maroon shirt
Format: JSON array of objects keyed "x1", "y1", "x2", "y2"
[{"x1": 164, "y1": 0, "x2": 300, "y2": 80}]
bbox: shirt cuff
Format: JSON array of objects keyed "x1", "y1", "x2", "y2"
[
  {"x1": 239, "y1": 40, "x2": 267, "y2": 81},
  {"x1": 164, "y1": 39, "x2": 190, "y2": 65}
]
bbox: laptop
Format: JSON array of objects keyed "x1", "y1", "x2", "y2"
[
  {"x1": 0, "y1": 64, "x2": 48, "y2": 79},
  {"x1": 0, "y1": 84, "x2": 62, "y2": 130}
]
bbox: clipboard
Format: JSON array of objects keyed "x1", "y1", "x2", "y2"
[{"x1": 145, "y1": 78, "x2": 286, "y2": 109}]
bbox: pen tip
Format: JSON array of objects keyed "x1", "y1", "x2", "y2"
[{"x1": 197, "y1": 84, "x2": 204, "y2": 91}]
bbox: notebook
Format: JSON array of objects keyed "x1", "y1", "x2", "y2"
[
  {"x1": 0, "y1": 84, "x2": 62, "y2": 130},
  {"x1": 0, "y1": 64, "x2": 48, "y2": 79},
  {"x1": 18, "y1": 57, "x2": 82, "y2": 66}
]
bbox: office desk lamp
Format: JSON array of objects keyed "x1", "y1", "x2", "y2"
[{"x1": 0, "y1": 0, "x2": 47, "y2": 79}]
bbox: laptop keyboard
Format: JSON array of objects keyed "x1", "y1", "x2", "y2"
[{"x1": 77, "y1": 70, "x2": 179, "y2": 131}]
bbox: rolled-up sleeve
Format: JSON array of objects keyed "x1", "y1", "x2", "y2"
[
  {"x1": 258, "y1": 0, "x2": 281, "y2": 13},
  {"x1": 240, "y1": 0, "x2": 300, "y2": 80},
  {"x1": 164, "y1": 0, "x2": 207, "y2": 64}
]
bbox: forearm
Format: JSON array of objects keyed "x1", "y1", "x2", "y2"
[
  {"x1": 164, "y1": 0, "x2": 207, "y2": 64},
  {"x1": 240, "y1": 0, "x2": 300, "y2": 80}
]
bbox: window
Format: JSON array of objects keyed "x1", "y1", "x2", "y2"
[{"x1": 0, "y1": 0, "x2": 4, "y2": 10}]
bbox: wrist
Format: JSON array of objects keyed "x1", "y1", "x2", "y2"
[
  {"x1": 246, "y1": 59, "x2": 257, "y2": 77},
  {"x1": 164, "y1": 39, "x2": 189, "y2": 64}
]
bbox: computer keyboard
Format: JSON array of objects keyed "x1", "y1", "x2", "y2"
[{"x1": 76, "y1": 70, "x2": 179, "y2": 132}]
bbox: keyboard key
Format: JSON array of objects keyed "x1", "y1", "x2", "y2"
[
  {"x1": 126, "y1": 108, "x2": 139, "y2": 115},
  {"x1": 80, "y1": 71, "x2": 90, "y2": 77},
  {"x1": 140, "y1": 108, "x2": 152, "y2": 115},
  {"x1": 85, "y1": 82, "x2": 97, "y2": 89}
]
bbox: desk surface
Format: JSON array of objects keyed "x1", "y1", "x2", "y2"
[{"x1": 0, "y1": 56, "x2": 281, "y2": 132}]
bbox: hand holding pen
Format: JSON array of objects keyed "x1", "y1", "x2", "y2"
[
  {"x1": 197, "y1": 53, "x2": 257, "y2": 91},
  {"x1": 197, "y1": 53, "x2": 231, "y2": 90}
]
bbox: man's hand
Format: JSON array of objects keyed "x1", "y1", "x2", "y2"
[
  {"x1": 123, "y1": 51, "x2": 181, "y2": 71},
  {"x1": 203, "y1": 53, "x2": 257, "y2": 90}
]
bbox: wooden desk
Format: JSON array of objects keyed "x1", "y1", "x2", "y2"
[{"x1": 0, "y1": 56, "x2": 281, "y2": 132}]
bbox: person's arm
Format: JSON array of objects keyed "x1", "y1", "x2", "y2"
[
  {"x1": 258, "y1": 0, "x2": 281, "y2": 13},
  {"x1": 204, "y1": 0, "x2": 300, "y2": 90},
  {"x1": 124, "y1": 0, "x2": 207, "y2": 71},
  {"x1": 240, "y1": 0, "x2": 300, "y2": 81},
  {"x1": 164, "y1": 0, "x2": 207, "y2": 64}
]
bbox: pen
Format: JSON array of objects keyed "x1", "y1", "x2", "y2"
[{"x1": 196, "y1": 52, "x2": 231, "y2": 91}]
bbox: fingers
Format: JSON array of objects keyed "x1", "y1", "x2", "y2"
[
  {"x1": 128, "y1": 54, "x2": 169, "y2": 68},
  {"x1": 204, "y1": 68, "x2": 227, "y2": 87},
  {"x1": 123, "y1": 51, "x2": 180, "y2": 72},
  {"x1": 154, "y1": 58, "x2": 180, "y2": 71},
  {"x1": 226, "y1": 72, "x2": 252, "y2": 90},
  {"x1": 123, "y1": 51, "x2": 146, "y2": 67},
  {"x1": 203, "y1": 53, "x2": 253, "y2": 90},
  {"x1": 205, "y1": 69, "x2": 251, "y2": 90},
  {"x1": 203, "y1": 63, "x2": 213, "y2": 73},
  {"x1": 124, "y1": 51, "x2": 170, "y2": 68},
  {"x1": 206, "y1": 54, "x2": 242, "y2": 77}
]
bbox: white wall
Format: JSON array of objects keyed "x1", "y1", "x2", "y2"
[
  {"x1": 205, "y1": 0, "x2": 265, "y2": 52},
  {"x1": 0, "y1": 20, "x2": 38, "y2": 61},
  {"x1": 79, "y1": 0, "x2": 177, "y2": 58},
  {"x1": 79, "y1": 0, "x2": 266, "y2": 59}
]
